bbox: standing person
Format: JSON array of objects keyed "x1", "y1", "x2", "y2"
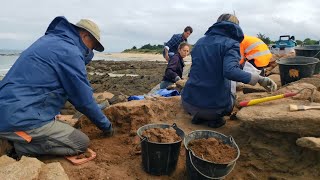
[
  {"x1": 0, "y1": 16, "x2": 114, "y2": 158},
  {"x1": 181, "y1": 14, "x2": 277, "y2": 128},
  {"x1": 240, "y1": 35, "x2": 272, "y2": 75},
  {"x1": 163, "y1": 26, "x2": 193, "y2": 62},
  {"x1": 160, "y1": 42, "x2": 190, "y2": 89}
]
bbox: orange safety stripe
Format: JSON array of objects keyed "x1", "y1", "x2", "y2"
[{"x1": 15, "y1": 131, "x2": 32, "y2": 143}]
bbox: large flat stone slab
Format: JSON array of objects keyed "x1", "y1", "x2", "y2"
[
  {"x1": 237, "y1": 99, "x2": 320, "y2": 136},
  {"x1": 0, "y1": 156, "x2": 43, "y2": 180},
  {"x1": 39, "y1": 162, "x2": 69, "y2": 180},
  {"x1": 0, "y1": 155, "x2": 16, "y2": 168}
]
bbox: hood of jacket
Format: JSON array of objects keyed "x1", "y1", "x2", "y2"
[
  {"x1": 204, "y1": 21, "x2": 244, "y2": 43},
  {"x1": 45, "y1": 16, "x2": 93, "y2": 64}
]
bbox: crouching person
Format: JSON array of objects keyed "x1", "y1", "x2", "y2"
[
  {"x1": 0, "y1": 16, "x2": 114, "y2": 158},
  {"x1": 181, "y1": 14, "x2": 277, "y2": 128},
  {"x1": 160, "y1": 42, "x2": 190, "y2": 89}
]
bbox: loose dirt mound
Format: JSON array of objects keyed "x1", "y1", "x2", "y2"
[
  {"x1": 188, "y1": 137, "x2": 237, "y2": 163},
  {"x1": 142, "y1": 128, "x2": 181, "y2": 143}
]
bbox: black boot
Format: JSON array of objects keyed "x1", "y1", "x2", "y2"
[
  {"x1": 207, "y1": 117, "x2": 226, "y2": 128},
  {"x1": 191, "y1": 113, "x2": 206, "y2": 124}
]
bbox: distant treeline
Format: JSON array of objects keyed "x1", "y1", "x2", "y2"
[
  {"x1": 122, "y1": 43, "x2": 194, "y2": 54},
  {"x1": 123, "y1": 35, "x2": 319, "y2": 54},
  {"x1": 122, "y1": 44, "x2": 164, "y2": 54}
]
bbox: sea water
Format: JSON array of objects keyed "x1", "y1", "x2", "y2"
[
  {"x1": 0, "y1": 51, "x2": 112, "y2": 79},
  {"x1": 0, "y1": 50, "x2": 21, "y2": 78}
]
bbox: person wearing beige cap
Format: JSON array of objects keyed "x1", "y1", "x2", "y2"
[
  {"x1": 0, "y1": 16, "x2": 113, "y2": 159},
  {"x1": 181, "y1": 13, "x2": 276, "y2": 128}
]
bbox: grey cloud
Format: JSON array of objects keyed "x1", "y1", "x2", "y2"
[{"x1": 0, "y1": 0, "x2": 319, "y2": 52}]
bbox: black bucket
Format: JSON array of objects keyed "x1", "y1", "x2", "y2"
[
  {"x1": 277, "y1": 56, "x2": 319, "y2": 86},
  {"x1": 137, "y1": 123, "x2": 185, "y2": 175},
  {"x1": 184, "y1": 130, "x2": 240, "y2": 179},
  {"x1": 295, "y1": 45, "x2": 320, "y2": 74}
]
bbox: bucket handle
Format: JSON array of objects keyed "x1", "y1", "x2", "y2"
[
  {"x1": 188, "y1": 150, "x2": 236, "y2": 179},
  {"x1": 171, "y1": 123, "x2": 177, "y2": 129}
]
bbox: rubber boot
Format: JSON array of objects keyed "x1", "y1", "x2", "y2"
[{"x1": 207, "y1": 117, "x2": 226, "y2": 128}]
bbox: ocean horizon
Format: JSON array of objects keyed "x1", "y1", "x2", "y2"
[{"x1": 0, "y1": 49, "x2": 125, "y2": 78}]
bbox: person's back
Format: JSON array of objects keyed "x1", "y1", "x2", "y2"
[
  {"x1": 240, "y1": 35, "x2": 272, "y2": 68},
  {"x1": 183, "y1": 20, "x2": 250, "y2": 109},
  {"x1": 181, "y1": 13, "x2": 277, "y2": 128},
  {"x1": 0, "y1": 17, "x2": 90, "y2": 131},
  {"x1": 0, "y1": 16, "x2": 113, "y2": 158}
]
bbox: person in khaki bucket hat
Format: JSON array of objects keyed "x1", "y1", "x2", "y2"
[
  {"x1": 74, "y1": 19, "x2": 104, "y2": 52},
  {"x1": 0, "y1": 16, "x2": 113, "y2": 160}
]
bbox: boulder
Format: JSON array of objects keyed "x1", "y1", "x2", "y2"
[
  {"x1": 104, "y1": 96, "x2": 188, "y2": 135},
  {"x1": 39, "y1": 162, "x2": 69, "y2": 180},
  {"x1": 296, "y1": 137, "x2": 320, "y2": 151},
  {"x1": 0, "y1": 155, "x2": 16, "y2": 168},
  {"x1": 0, "y1": 156, "x2": 43, "y2": 180},
  {"x1": 275, "y1": 83, "x2": 320, "y2": 103},
  {"x1": 237, "y1": 99, "x2": 320, "y2": 136}
]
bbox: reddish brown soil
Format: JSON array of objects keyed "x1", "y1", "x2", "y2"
[
  {"x1": 142, "y1": 128, "x2": 181, "y2": 143},
  {"x1": 188, "y1": 137, "x2": 237, "y2": 163}
]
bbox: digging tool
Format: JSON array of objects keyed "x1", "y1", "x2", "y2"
[
  {"x1": 289, "y1": 104, "x2": 320, "y2": 111},
  {"x1": 239, "y1": 88, "x2": 315, "y2": 107},
  {"x1": 239, "y1": 92, "x2": 297, "y2": 107}
]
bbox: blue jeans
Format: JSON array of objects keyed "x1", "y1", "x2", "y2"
[{"x1": 162, "y1": 50, "x2": 175, "y2": 59}]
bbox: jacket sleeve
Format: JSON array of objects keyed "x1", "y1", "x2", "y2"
[
  {"x1": 165, "y1": 56, "x2": 180, "y2": 82},
  {"x1": 165, "y1": 34, "x2": 179, "y2": 50},
  {"x1": 56, "y1": 55, "x2": 111, "y2": 131},
  {"x1": 223, "y1": 43, "x2": 258, "y2": 84}
]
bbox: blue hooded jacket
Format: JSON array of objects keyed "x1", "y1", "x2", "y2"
[
  {"x1": 0, "y1": 16, "x2": 111, "y2": 132},
  {"x1": 182, "y1": 21, "x2": 252, "y2": 109}
]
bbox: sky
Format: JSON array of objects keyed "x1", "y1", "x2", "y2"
[{"x1": 1, "y1": 0, "x2": 320, "y2": 52}]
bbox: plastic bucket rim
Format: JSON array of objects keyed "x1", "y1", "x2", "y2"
[
  {"x1": 137, "y1": 123, "x2": 184, "y2": 145},
  {"x1": 277, "y1": 56, "x2": 319, "y2": 65},
  {"x1": 295, "y1": 46, "x2": 320, "y2": 50},
  {"x1": 184, "y1": 130, "x2": 240, "y2": 165}
]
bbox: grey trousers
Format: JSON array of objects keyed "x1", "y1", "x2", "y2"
[{"x1": 0, "y1": 120, "x2": 89, "y2": 157}]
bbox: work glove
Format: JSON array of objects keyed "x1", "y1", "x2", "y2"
[
  {"x1": 102, "y1": 124, "x2": 115, "y2": 137},
  {"x1": 174, "y1": 76, "x2": 181, "y2": 82},
  {"x1": 258, "y1": 76, "x2": 277, "y2": 92}
]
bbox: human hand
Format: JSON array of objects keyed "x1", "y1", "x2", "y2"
[
  {"x1": 166, "y1": 83, "x2": 176, "y2": 90},
  {"x1": 258, "y1": 77, "x2": 277, "y2": 92},
  {"x1": 102, "y1": 124, "x2": 115, "y2": 137},
  {"x1": 165, "y1": 55, "x2": 170, "y2": 62}
]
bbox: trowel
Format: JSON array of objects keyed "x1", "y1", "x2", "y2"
[{"x1": 289, "y1": 104, "x2": 320, "y2": 111}]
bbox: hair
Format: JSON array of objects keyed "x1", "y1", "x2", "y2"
[
  {"x1": 178, "y1": 42, "x2": 190, "y2": 50},
  {"x1": 216, "y1": 13, "x2": 239, "y2": 25},
  {"x1": 184, "y1": 26, "x2": 193, "y2": 33}
]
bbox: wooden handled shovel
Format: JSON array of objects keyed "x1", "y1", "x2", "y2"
[{"x1": 289, "y1": 104, "x2": 320, "y2": 111}]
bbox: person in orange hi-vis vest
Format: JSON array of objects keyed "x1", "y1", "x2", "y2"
[{"x1": 240, "y1": 35, "x2": 272, "y2": 75}]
